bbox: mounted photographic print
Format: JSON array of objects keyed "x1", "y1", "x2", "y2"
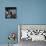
[
  {"x1": 18, "y1": 24, "x2": 46, "y2": 41},
  {"x1": 5, "y1": 7, "x2": 16, "y2": 19}
]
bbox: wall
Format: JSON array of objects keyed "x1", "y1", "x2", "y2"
[{"x1": 0, "y1": 0, "x2": 46, "y2": 44}]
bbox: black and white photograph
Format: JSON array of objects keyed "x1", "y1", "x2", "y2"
[{"x1": 5, "y1": 7, "x2": 16, "y2": 19}]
